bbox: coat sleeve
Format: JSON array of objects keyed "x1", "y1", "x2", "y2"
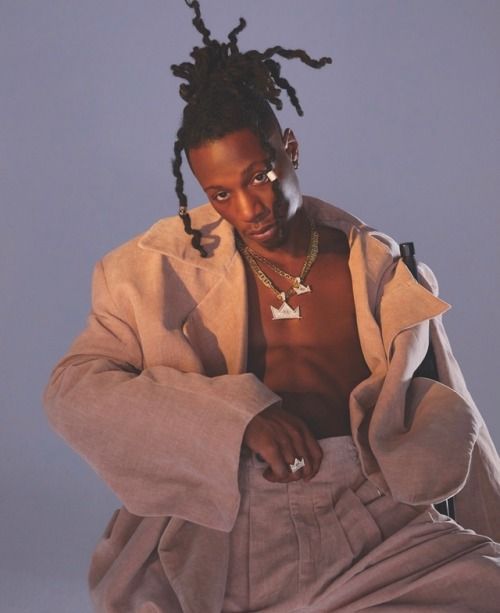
[
  {"x1": 419, "y1": 264, "x2": 500, "y2": 541},
  {"x1": 43, "y1": 260, "x2": 281, "y2": 532}
]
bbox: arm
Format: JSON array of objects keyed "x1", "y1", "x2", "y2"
[
  {"x1": 366, "y1": 257, "x2": 481, "y2": 506},
  {"x1": 43, "y1": 260, "x2": 280, "y2": 532},
  {"x1": 419, "y1": 264, "x2": 500, "y2": 541}
]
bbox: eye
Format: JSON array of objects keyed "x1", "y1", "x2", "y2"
[
  {"x1": 213, "y1": 191, "x2": 230, "y2": 202},
  {"x1": 252, "y1": 172, "x2": 270, "y2": 185}
]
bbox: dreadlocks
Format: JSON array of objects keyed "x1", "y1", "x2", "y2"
[{"x1": 171, "y1": 0, "x2": 332, "y2": 256}]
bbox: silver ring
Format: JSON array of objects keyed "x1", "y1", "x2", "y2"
[{"x1": 290, "y1": 457, "x2": 305, "y2": 473}]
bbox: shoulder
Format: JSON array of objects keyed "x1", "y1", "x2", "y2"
[
  {"x1": 97, "y1": 228, "x2": 157, "y2": 289},
  {"x1": 303, "y1": 195, "x2": 442, "y2": 297},
  {"x1": 303, "y1": 195, "x2": 400, "y2": 257},
  {"x1": 98, "y1": 202, "x2": 217, "y2": 276}
]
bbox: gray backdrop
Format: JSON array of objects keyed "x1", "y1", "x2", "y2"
[{"x1": 1, "y1": 1, "x2": 499, "y2": 611}]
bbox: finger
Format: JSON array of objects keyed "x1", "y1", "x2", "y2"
[
  {"x1": 277, "y1": 435, "x2": 306, "y2": 482},
  {"x1": 286, "y1": 429, "x2": 315, "y2": 481},
  {"x1": 262, "y1": 442, "x2": 293, "y2": 482},
  {"x1": 277, "y1": 414, "x2": 316, "y2": 480},
  {"x1": 263, "y1": 463, "x2": 302, "y2": 484},
  {"x1": 286, "y1": 421, "x2": 321, "y2": 481},
  {"x1": 270, "y1": 417, "x2": 314, "y2": 482},
  {"x1": 263, "y1": 466, "x2": 281, "y2": 482},
  {"x1": 261, "y1": 436, "x2": 304, "y2": 483},
  {"x1": 300, "y1": 428, "x2": 323, "y2": 481}
]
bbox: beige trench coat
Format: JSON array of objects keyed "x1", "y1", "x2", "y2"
[{"x1": 44, "y1": 197, "x2": 500, "y2": 612}]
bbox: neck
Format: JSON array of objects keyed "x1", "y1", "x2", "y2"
[{"x1": 282, "y1": 206, "x2": 310, "y2": 257}]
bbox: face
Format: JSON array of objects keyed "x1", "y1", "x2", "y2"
[{"x1": 187, "y1": 127, "x2": 302, "y2": 253}]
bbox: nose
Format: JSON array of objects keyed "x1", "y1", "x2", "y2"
[{"x1": 235, "y1": 190, "x2": 268, "y2": 224}]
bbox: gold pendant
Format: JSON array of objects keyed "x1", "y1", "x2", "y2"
[
  {"x1": 293, "y1": 278, "x2": 311, "y2": 296},
  {"x1": 271, "y1": 301, "x2": 301, "y2": 320}
]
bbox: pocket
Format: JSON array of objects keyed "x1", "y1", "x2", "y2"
[
  {"x1": 338, "y1": 478, "x2": 429, "y2": 551},
  {"x1": 334, "y1": 480, "x2": 384, "y2": 561},
  {"x1": 311, "y1": 488, "x2": 357, "y2": 576}
]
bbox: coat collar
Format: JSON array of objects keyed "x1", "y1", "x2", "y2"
[
  {"x1": 138, "y1": 203, "x2": 236, "y2": 276},
  {"x1": 379, "y1": 258, "x2": 450, "y2": 356},
  {"x1": 138, "y1": 196, "x2": 450, "y2": 371},
  {"x1": 137, "y1": 196, "x2": 380, "y2": 274}
]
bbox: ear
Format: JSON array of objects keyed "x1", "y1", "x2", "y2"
[{"x1": 282, "y1": 128, "x2": 299, "y2": 169}]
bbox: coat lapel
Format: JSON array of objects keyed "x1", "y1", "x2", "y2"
[
  {"x1": 303, "y1": 197, "x2": 451, "y2": 370},
  {"x1": 139, "y1": 197, "x2": 452, "y2": 377},
  {"x1": 182, "y1": 251, "x2": 248, "y2": 375},
  {"x1": 138, "y1": 203, "x2": 248, "y2": 376},
  {"x1": 378, "y1": 258, "x2": 450, "y2": 358},
  {"x1": 137, "y1": 197, "x2": 477, "y2": 607}
]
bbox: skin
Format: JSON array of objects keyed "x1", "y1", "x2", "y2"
[
  {"x1": 188, "y1": 126, "x2": 304, "y2": 259},
  {"x1": 188, "y1": 126, "x2": 370, "y2": 484}
]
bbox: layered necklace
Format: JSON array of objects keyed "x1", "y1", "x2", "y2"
[{"x1": 236, "y1": 218, "x2": 319, "y2": 320}]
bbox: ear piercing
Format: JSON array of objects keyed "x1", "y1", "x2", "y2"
[{"x1": 283, "y1": 129, "x2": 299, "y2": 170}]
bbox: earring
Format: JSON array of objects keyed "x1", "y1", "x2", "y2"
[{"x1": 283, "y1": 128, "x2": 299, "y2": 169}]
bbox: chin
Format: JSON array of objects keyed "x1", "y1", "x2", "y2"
[
  {"x1": 262, "y1": 234, "x2": 286, "y2": 250},
  {"x1": 246, "y1": 223, "x2": 283, "y2": 249}
]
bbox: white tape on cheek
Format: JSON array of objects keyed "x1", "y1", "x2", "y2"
[{"x1": 266, "y1": 169, "x2": 278, "y2": 182}]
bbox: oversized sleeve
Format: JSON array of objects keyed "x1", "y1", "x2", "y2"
[
  {"x1": 419, "y1": 264, "x2": 500, "y2": 542},
  {"x1": 359, "y1": 255, "x2": 487, "y2": 512},
  {"x1": 43, "y1": 260, "x2": 281, "y2": 532}
]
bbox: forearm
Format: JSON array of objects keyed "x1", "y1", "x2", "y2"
[
  {"x1": 44, "y1": 353, "x2": 279, "y2": 531},
  {"x1": 43, "y1": 258, "x2": 281, "y2": 531}
]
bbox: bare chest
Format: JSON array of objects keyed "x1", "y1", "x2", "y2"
[{"x1": 244, "y1": 228, "x2": 370, "y2": 438}]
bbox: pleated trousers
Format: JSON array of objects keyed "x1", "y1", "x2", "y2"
[{"x1": 223, "y1": 436, "x2": 500, "y2": 612}]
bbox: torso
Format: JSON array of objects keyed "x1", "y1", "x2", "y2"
[{"x1": 245, "y1": 224, "x2": 371, "y2": 439}]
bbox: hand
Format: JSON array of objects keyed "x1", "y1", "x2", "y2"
[{"x1": 243, "y1": 404, "x2": 323, "y2": 483}]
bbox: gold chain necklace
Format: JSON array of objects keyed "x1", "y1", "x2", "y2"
[{"x1": 236, "y1": 219, "x2": 319, "y2": 320}]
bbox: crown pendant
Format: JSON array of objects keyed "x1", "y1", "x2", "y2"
[
  {"x1": 293, "y1": 277, "x2": 311, "y2": 296},
  {"x1": 270, "y1": 301, "x2": 301, "y2": 320}
]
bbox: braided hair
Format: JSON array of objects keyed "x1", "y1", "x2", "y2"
[{"x1": 171, "y1": 0, "x2": 332, "y2": 256}]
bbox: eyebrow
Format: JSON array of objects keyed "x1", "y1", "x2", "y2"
[{"x1": 203, "y1": 159, "x2": 270, "y2": 191}]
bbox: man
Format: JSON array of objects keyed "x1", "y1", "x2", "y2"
[{"x1": 44, "y1": 2, "x2": 500, "y2": 611}]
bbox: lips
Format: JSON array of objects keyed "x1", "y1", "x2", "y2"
[
  {"x1": 246, "y1": 221, "x2": 278, "y2": 241},
  {"x1": 247, "y1": 221, "x2": 277, "y2": 238}
]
